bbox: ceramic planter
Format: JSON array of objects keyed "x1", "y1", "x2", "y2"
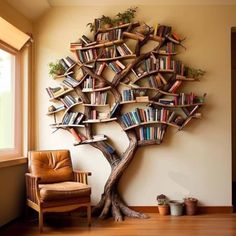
[{"x1": 169, "y1": 200, "x2": 184, "y2": 216}]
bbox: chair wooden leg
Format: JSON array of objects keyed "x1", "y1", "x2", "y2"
[
  {"x1": 87, "y1": 204, "x2": 91, "y2": 227},
  {"x1": 39, "y1": 210, "x2": 43, "y2": 233}
]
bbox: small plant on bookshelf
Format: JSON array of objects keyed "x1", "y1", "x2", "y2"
[
  {"x1": 48, "y1": 61, "x2": 65, "y2": 77},
  {"x1": 186, "y1": 67, "x2": 206, "y2": 79},
  {"x1": 116, "y1": 7, "x2": 137, "y2": 24}
]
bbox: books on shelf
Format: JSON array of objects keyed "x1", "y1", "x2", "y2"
[
  {"x1": 116, "y1": 43, "x2": 133, "y2": 56},
  {"x1": 95, "y1": 62, "x2": 106, "y2": 75},
  {"x1": 90, "y1": 92, "x2": 108, "y2": 105},
  {"x1": 62, "y1": 75, "x2": 81, "y2": 88},
  {"x1": 138, "y1": 126, "x2": 165, "y2": 141},
  {"x1": 96, "y1": 28, "x2": 123, "y2": 42},
  {"x1": 122, "y1": 89, "x2": 134, "y2": 102},
  {"x1": 69, "y1": 128, "x2": 86, "y2": 143},
  {"x1": 110, "y1": 102, "x2": 120, "y2": 118},
  {"x1": 120, "y1": 107, "x2": 183, "y2": 128},
  {"x1": 62, "y1": 112, "x2": 84, "y2": 125},
  {"x1": 168, "y1": 80, "x2": 182, "y2": 93},
  {"x1": 60, "y1": 95, "x2": 81, "y2": 108},
  {"x1": 46, "y1": 84, "x2": 72, "y2": 98}
]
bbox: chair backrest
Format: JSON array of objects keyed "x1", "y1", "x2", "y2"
[{"x1": 28, "y1": 150, "x2": 74, "y2": 183}]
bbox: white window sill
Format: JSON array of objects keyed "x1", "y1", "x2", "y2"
[{"x1": 0, "y1": 157, "x2": 27, "y2": 169}]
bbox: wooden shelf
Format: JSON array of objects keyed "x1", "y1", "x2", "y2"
[
  {"x1": 79, "y1": 39, "x2": 123, "y2": 50},
  {"x1": 62, "y1": 102, "x2": 83, "y2": 114},
  {"x1": 132, "y1": 69, "x2": 159, "y2": 83},
  {"x1": 83, "y1": 117, "x2": 117, "y2": 123},
  {"x1": 138, "y1": 139, "x2": 161, "y2": 146},
  {"x1": 50, "y1": 124, "x2": 85, "y2": 128},
  {"x1": 125, "y1": 85, "x2": 178, "y2": 97},
  {"x1": 74, "y1": 137, "x2": 107, "y2": 146},
  {"x1": 82, "y1": 86, "x2": 111, "y2": 92},
  {"x1": 152, "y1": 101, "x2": 204, "y2": 108},
  {"x1": 123, "y1": 121, "x2": 179, "y2": 131},
  {"x1": 49, "y1": 87, "x2": 74, "y2": 101},
  {"x1": 122, "y1": 32, "x2": 145, "y2": 41},
  {"x1": 47, "y1": 107, "x2": 66, "y2": 115},
  {"x1": 120, "y1": 99, "x2": 150, "y2": 104},
  {"x1": 97, "y1": 54, "x2": 136, "y2": 62},
  {"x1": 53, "y1": 71, "x2": 74, "y2": 79},
  {"x1": 96, "y1": 22, "x2": 140, "y2": 34},
  {"x1": 83, "y1": 104, "x2": 110, "y2": 107},
  {"x1": 176, "y1": 74, "x2": 200, "y2": 81}
]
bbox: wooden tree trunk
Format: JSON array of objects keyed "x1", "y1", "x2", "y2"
[{"x1": 91, "y1": 130, "x2": 149, "y2": 221}]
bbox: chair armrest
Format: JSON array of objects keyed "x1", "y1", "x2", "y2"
[
  {"x1": 25, "y1": 173, "x2": 41, "y2": 204},
  {"x1": 73, "y1": 171, "x2": 91, "y2": 184}
]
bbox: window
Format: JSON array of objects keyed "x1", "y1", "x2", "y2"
[{"x1": 0, "y1": 44, "x2": 21, "y2": 158}]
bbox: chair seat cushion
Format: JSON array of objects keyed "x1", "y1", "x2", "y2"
[{"x1": 39, "y1": 181, "x2": 91, "y2": 202}]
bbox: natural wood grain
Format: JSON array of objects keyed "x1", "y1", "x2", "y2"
[{"x1": 1, "y1": 213, "x2": 236, "y2": 236}]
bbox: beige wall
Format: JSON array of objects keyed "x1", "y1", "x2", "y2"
[
  {"x1": 0, "y1": 0, "x2": 32, "y2": 227},
  {"x1": 34, "y1": 5, "x2": 234, "y2": 206}
]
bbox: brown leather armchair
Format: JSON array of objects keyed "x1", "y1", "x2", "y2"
[{"x1": 25, "y1": 150, "x2": 91, "y2": 232}]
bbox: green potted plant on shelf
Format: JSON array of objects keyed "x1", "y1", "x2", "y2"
[
  {"x1": 48, "y1": 61, "x2": 65, "y2": 77},
  {"x1": 186, "y1": 67, "x2": 205, "y2": 79},
  {"x1": 116, "y1": 7, "x2": 137, "y2": 24},
  {"x1": 156, "y1": 194, "x2": 169, "y2": 215},
  {"x1": 184, "y1": 197, "x2": 198, "y2": 215}
]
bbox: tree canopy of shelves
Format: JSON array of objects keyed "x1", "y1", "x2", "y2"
[{"x1": 46, "y1": 8, "x2": 206, "y2": 221}]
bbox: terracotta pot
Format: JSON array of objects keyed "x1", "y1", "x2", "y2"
[
  {"x1": 184, "y1": 199, "x2": 198, "y2": 215},
  {"x1": 158, "y1": 204, "x2": 169, "y2": 215}
]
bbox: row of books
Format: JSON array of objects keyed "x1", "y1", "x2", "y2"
[
  {"x1": 96, "y1": 28, "x2": 123, "y2": 42},
  {"x1": 62, "y1": 75, "x2": 81, "y2": 88},
  {"x1": 148, "y1": 74, "x2": 167, "y2": 88},
  {"x1": 59, "y1": 56, "x2": 76, "y2": 71},
  {"x1": 168, "y1": 80, "x2": 182, "y2": 93},
  {"x1": 60, "y1": 95, "x2": 79, "y2": 108},
  {"x1": 95, "y1": 62, "x2": 106, "y2": 75},
  {"x1": 76, "y1": 43, "x2": 132, "y2": 63},
  {"x1": 158, "y1": 93, "x2": 202, "y2": 106},
  {"x1": 122, "y1": 89, "x2": 135, "y2": 101},
  {"x1": 108, "y1": 60, "x2": 125, "y2": 73},
  {"x1": 46, "y1": 85, "x2": 71, "y2": 98},
  {"x1": 138, "y1": 126, "x2": 166, "y2": 141},
  {"x1": 62, "y1": 112, "x2": 84, "y2": 125},
  {"x1": 132, "y1": 55, "x2": 159, "y2": 77},
  {"x1": 120, "y1": 107, "x2": 182, "y2": 128},
  {"x1": 90, "y1": 92, "x2": 108, "y2": 105},
  {"x1": 83, "y1": 76, "x2": 95, "y2": 90},
  {"x1": 89, "y1": 109, "x2": 110, "y2": 120},
  {"x1": 159, "y1": 42, "x2": 175, "y2": 54},
  {"x1": 155, "y1": 25, "x2": 171, "y2": 38}
]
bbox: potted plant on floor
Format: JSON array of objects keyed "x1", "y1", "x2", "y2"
[
  {"x1": 184, "y1": 197, "x2": 198, "y2": 215},
  {"x1": 169, "y1": 200, "x2": 184, "y2": 216},
  {"x1": 156, "y1": 194, "x2": 169, "y2": 215}
]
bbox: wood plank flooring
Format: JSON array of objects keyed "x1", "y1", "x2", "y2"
[{"x1": 1, "y1": 213, "x2": 236, "y2": 236}]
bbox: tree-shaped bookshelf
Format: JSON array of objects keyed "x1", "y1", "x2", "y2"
[{"x1": 46, "y1": 10, "x2": 206, "y2": 221}]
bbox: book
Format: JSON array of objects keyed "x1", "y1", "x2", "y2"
[
  {"x1": 69, "y1": 128, "x2": 82, "y2": 142},
  {"x1": 110, "y1": 102, "x2": 120, "y2": 118}
]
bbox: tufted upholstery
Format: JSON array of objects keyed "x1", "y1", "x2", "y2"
[
  {"x1": 28, "y1": 150, "x2": 74, "y2": 183},
  {"x1": 26, "y1": 150, "x2": 92, "y2": 232},
  {"x1": 39, "y1": 181, "x2": 91, "y2": 201}
]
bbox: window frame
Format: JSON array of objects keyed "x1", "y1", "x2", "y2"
[{"x1": 0, "y1": 42, "x2": 22, "y2": 159}]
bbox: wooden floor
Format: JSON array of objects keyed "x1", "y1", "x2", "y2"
[{"x1": 1, "y1": 213, "x2": 236, "y2": 236}]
